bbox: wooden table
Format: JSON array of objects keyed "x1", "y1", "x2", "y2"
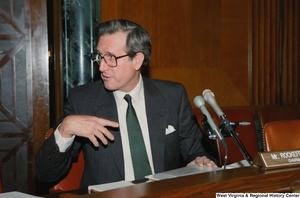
[{"x1": 45, "y1": 166, "x2": 300, "y2": 198}]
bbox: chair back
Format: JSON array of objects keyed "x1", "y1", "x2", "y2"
[
  {"x1": 45, "y1": 128, "x2": 84, "y2": 193},
  {"x1": 263, "y1": 120, "x2": 300, "y2": 152},
  {"x1": 211, "y1": 110, "x2": 259, "y2": 166},
  {"x1": 258, "y1": 106, "x2": 300, "y2": 130},
  {"x1": 0, "y1": 177, "x2": 3, "y2": 193}
]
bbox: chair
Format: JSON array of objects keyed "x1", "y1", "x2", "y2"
[
  {"x1": 258, "y1": 106, "x2": 300, "y2": 130},
  {"x1": 211, "y1": 110, "x2": 259, "y2": 167},
  {"x1": 45, "y1": 128, "x2": 85, "y2": 193},
  {"x1": 263, "y1": 120, "x2": 300, "y2": 152},
  {"x1": 0, "y1": 177, "x2": 3, "y2": 193}
]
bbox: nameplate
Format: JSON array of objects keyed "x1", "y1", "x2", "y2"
[{"x1": 254, "y1": 149, "x2": 300, "y2": 170}]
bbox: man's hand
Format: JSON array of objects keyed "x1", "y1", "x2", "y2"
[
  {"x1": 58, "y1": 115, "x2": 119, "y2": 147},
  {"x1": 187, "y1": 156, "x2": 217, "y2": 167}
]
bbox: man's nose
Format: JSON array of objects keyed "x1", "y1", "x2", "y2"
[{"x1": 99, "y1": 58, "x2": 108, "y2": 71}]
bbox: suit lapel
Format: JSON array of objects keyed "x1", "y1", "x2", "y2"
[
  {"x1": 143, "y1": 78, "x2": 168, "y2": 173},
  {"x1": 92, "y1": 78, "x2": 168, "y2": 176},
  {"x1": 94, "y1": 88, "x2": 125, "y2": 179}
]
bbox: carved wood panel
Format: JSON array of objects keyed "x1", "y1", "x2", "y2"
[
  {"x1": 0, "y1": 0, "x2": 32, "y2": 193},
  {"x1": 0, "y1": 0, "x2": 49, "y2": 194}
]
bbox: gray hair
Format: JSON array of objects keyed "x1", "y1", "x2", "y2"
[{"x1": 94, "y1": 19, "x2": 151, "y2": 68}]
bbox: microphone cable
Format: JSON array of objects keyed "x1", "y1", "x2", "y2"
[{"x1": 223, "y1": 146, "x2": 228, "y2": 170}]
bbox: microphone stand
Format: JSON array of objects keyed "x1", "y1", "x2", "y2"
[
  {"x1": 201, "y1": 116, "x2": 216, "y2": 140},
  {"x1": 219, "y1": 116, "x2": 253, "y2": 166},
  {"x1": 201, "y1": 117, "x2": 228, "y2": 169}
]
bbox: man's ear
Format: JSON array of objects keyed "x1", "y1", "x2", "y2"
[{"x1": 133, "y1": 52, "x2": 144, "y2": 70}]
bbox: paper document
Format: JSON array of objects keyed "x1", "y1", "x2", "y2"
[
  {"x1": 0, "y1": 191, "x2": 42, "y2": 198},
  {"x1": 222, "y1": 159, "x2": 251, "y2": 169},
  {"x1": 146, "y1": 164, "x2": 222, "y2": 181},
  {"x1": 88, "y1": 180, "x2": 134, "y2": 192}
]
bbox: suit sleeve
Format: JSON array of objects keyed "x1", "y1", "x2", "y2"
[
  {"x1": 35, "y1": 133, "x2": 74, "y2": 183},
  {"x1": 177, "y1": 85, "x2": 217, "y2": 164},
  {"x1": 35, "y1": 90, "x2": 81, "y2": 183}
]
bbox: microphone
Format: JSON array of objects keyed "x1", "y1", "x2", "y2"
[
  {"x1": 202, "y1": 89, "x2": 234, "y2": 132},
  {"x1": 202, "y1": 89, "x2": 253, "y2": 165},
  {"x1": 203, "y1": 89, "x2": 225, "y2": 119},
  {"x1": 193, "y1": 96, "x2": 227, "y2": 148},
  {"x1": 201, "y1": 116, "x2": 215, "y2": 140}
]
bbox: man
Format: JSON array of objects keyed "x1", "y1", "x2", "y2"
[{"x1": 35, "y1": 19, "x2": 217, "y2": 188}]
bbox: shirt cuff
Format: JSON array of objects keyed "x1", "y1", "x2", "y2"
[{"x1": 54, "y1": 127, "x2": 75, "y2": 152}]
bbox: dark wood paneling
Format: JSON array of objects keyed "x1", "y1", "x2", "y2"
[
  {"x1": 30, "y1": 0, "x2": 50, "y2": 193},
  {"x1": 101, "y1": 0, "x2": 251, "y2": 108},
  {"x1": 30, "y1": 0, "x2": 49, "y2": 156},
  {"x1": 252, "y1": 0, "x2": 300, "y2": 106},
  {"x1": 48, "y1": 0, "x2": 64, "y2": 126},
  {"x1": 101, "y1": 0, "x2": 300, "y2": 113}
]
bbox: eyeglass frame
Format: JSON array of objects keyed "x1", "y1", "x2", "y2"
[{"x1": 91, "y1": 51, "x2": 130, "y2": 67}]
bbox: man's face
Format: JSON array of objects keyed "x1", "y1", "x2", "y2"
[{"x1": 97, "y1": 31, "x2": 142, "y2": 93}]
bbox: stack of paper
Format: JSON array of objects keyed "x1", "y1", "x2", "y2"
[
  {"x1": 88, "y1": 181, "x2": 134, "y2": 193},
  {"x1": 146, "y1": 164, "x2": 222, "y2": 181},
  {"x1": 0, "y1": 191, "x2": 41, "y2": 198}
]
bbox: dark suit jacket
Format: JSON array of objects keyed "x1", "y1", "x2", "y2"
[{"x1": 35, "y1": 77, "x2": 213, "y2": 188}]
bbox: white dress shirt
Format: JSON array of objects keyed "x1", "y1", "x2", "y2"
[{"x1": 113, "y1": 76, "x2": 154, "y2": 181}]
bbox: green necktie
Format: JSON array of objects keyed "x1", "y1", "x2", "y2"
[{"x1": 124, "y1": 94, "x2": 152, "y2": 180}]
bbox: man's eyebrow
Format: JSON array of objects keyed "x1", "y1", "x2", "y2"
[{"x1": 96, "y1": 50, "x2": 114, "y2": 55}]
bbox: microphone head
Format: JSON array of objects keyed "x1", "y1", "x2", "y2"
[
  {"x1": 202, "y1": 89, "x2": 215, "y2": 102},
  {"x1": 193, "y1": 96, "x2": 205, "y2": 108}
]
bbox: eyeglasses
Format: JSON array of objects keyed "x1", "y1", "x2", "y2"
[{"x1": 90, "y1": 52, "x2": 129, "y2": 67}]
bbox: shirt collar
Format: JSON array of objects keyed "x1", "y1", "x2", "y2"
[{"x1": 113, "y1": 75, "x2": 144, "y2": 107}]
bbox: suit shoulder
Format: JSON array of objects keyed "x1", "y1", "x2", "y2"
[
  {"x1": 69, "y1": 80, "x2": 104, "y2": 95},
  {"x1": 145, "y1": 78, "x2": 184, "y2": 89}
]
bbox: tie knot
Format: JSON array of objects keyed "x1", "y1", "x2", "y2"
[{"x1": 124, "y1": 94, "x2": 132, "y2": 104}]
